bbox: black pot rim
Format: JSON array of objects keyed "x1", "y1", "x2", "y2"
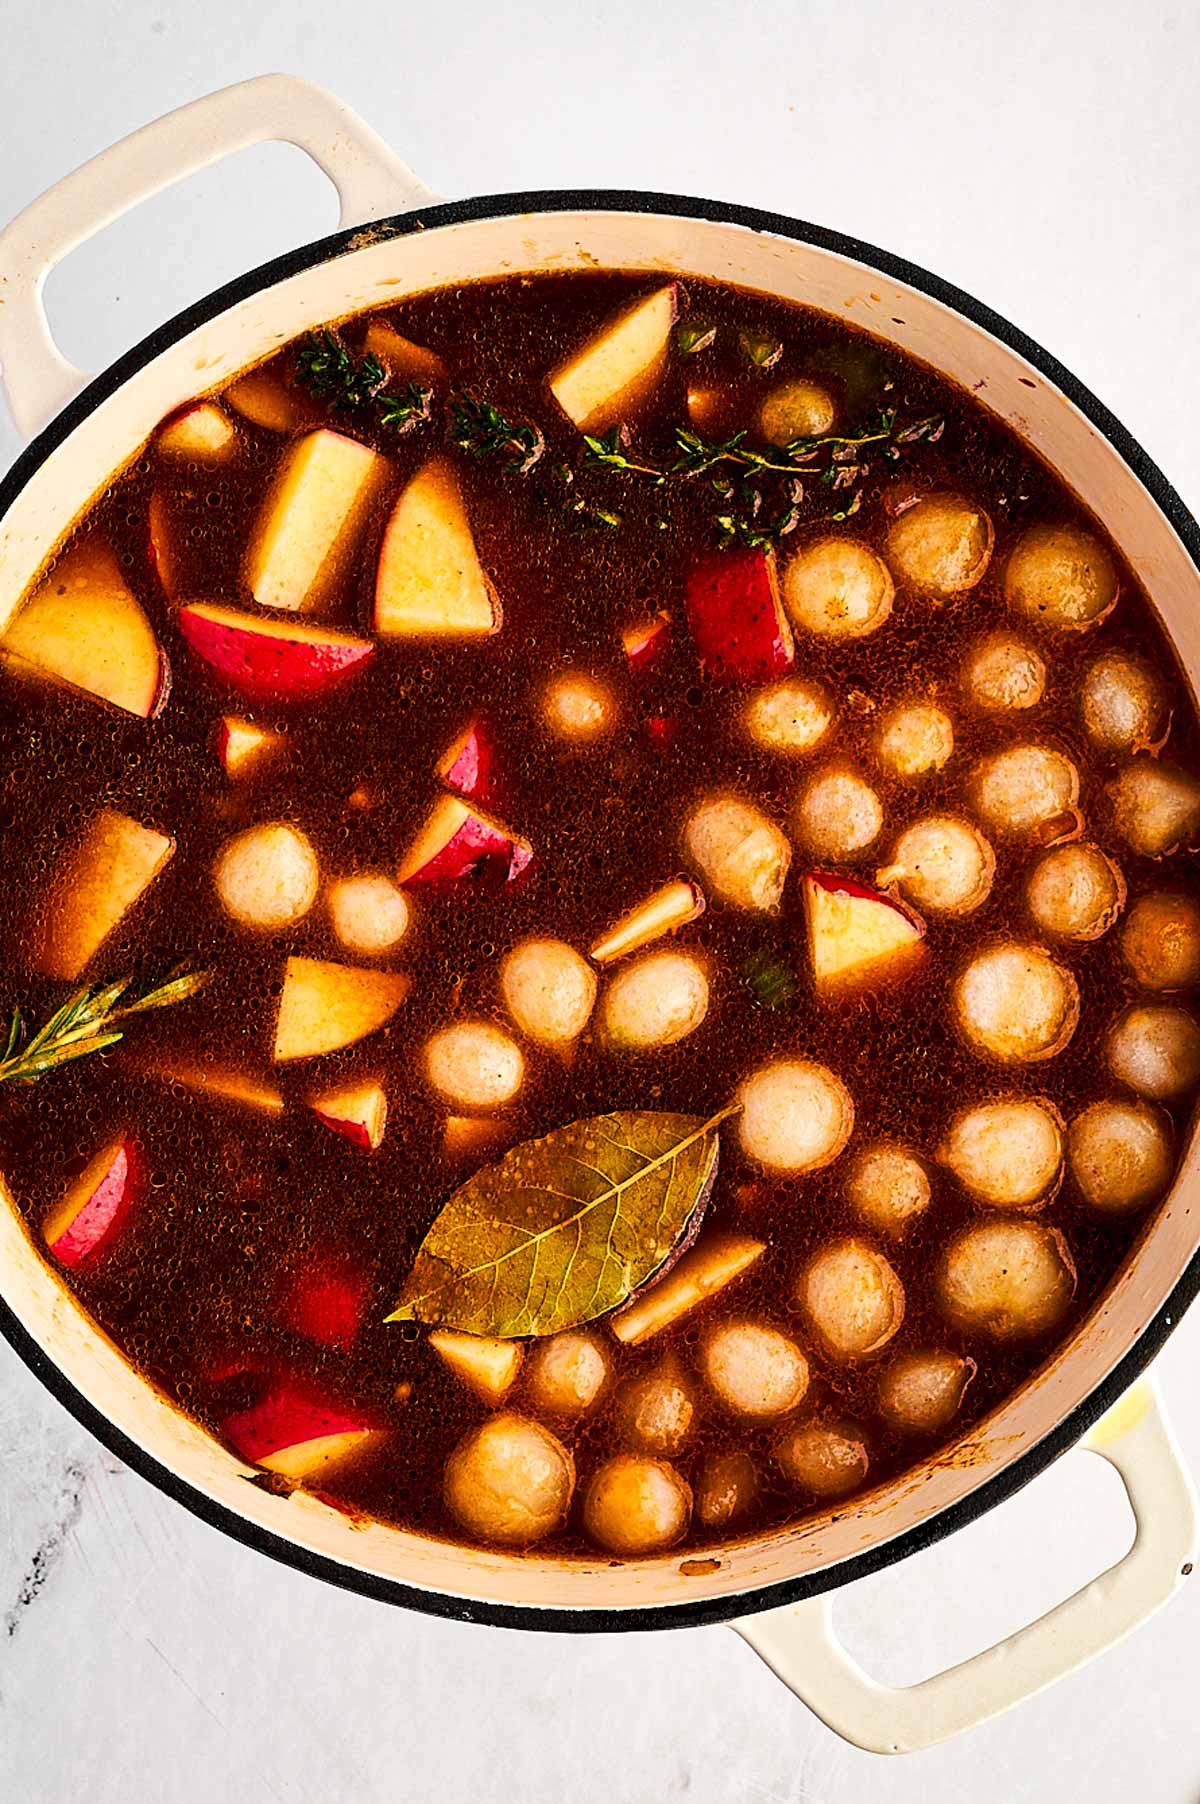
[{"x1": 2, "y1": 185, "x2": 1199, "y2": 1637}]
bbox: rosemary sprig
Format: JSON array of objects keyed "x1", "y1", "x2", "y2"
[
  {"x1": 0, "y1": 968, "x2": 211, "y2": 1087},
  {"x1": 449, "y1": 394, "x2": 545, "y2": 475},
  {"x1": 294, "y1": 332, "x2": 433, "y2": 436}
]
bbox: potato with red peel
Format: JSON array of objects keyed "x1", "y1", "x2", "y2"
[
  {"x1": 940, "y1": 1098, "x2": 1063, "y2": 1209},
  {"x1": 277, "y1": 1251, "x2": 370, "y2": 1351},
  {"x1": 696, "y1": 1450, "x2": 758, "y2": 1531},
  {"x1": 738, "y1": 1059, "x2": 854, "y2": 1174},
  {"x1": 327, "y1": 874, "x2": 411, "y2": 956},
  {"x1": 1107, "y1": 759, "x2": 1200, "y2": 858},
  {"x1": 971, "y1": 744, "x2": 1080, "y2": 838},
  {"x1": 157, "y1": 400, "x2": 236, "y2": 461},
  {"x1": 375, "y1": 455, "x2": 500, "y2": 639},
  {"x1": 620, "y1": 611, "x2": 671, "y2": 671},
  {"x1": 523, "y1": 1331, "x2": 611, "y2": 1420},
  {"x1": 1067, "y1": 1099, "x2": 1173, "y2": 1213},
  {"x1": 757, "y1": 378, "x2": 836, "y2": 446},
  {"x1": 877, "y1": 816, "x2": 994, "y2": 916},
  {"x1": 798, "y1": 1239, "x2": 905, "y2": 1360},
  {"x1": 683, "y1": 795, "x2": 791, "y2": 913},
  {"x1": 844, "y1": 1143, "x2": 932, "y2": 1239},
  {"x1": 444, "y1": 1413, "x2": 574, "y2": 1547},
  {"x1": 878, "y1": 1350, "x2": 976, "y2": 1433},
  {"x1": 502, "y1": 938, "x2": 597, "y2": 1048},
  {"x1": 602, "y1": 950, "x2": 709, "y2": 1051},
  {"x1": 886, "y1": 493, "x2": 993, "y2": 598},
  {"x1": 436, "y1": 716, "x2": 499, "y2": 803},
  {"x1": 700, "y1": 1320, "x2": 809, "y2": 1418},
  {"x1": 803, "y1": 872, "x2": 925, "y2": 995},
  {"x1": 742, "y1": 677, "x2": 833, "y2": 756},
  {"x1": 1121, "y1": 892, "x2": 1200, "y2": 990},
  {"x1": 1081, "y1": 651, "x2": 1168, "y2": 753},
  {"x1": 795, "y1": 768, "x2": 883, "y2": 861},
  {"x1": 582, "y1": 1454, "x2": 691, "y2": 1555},
  {"x1": 44, "y1": 1139, "x2": 144, "y2": 1269},
  {"x1": 178, "y1": 603, "x2": 374, "y2": 702},
  {"x1": 33, "y1": 809, "x2": 175, "y2": 981},
  {"x1": 215, "y1": 716, "x2": 284, "y2": 781},
  {"x1": 1005, "y1": 522, "x2": 1118, "y2": 631},
  {"x1": 398, "y1": 796, "x2": 532, "y2": 889},
  {"x1": 424, "y1": 1021, "x2": 524, "y2": 1109},
  {"x1": 685, "y1": 548, "x2": 794, "y2": 683},
  {"x1": 963, "y1": 631, "x2": 1046, "y2": 712},
  {"x1": 953, "y1": 944, "x2": 1079, "y2": 1064},
  {"x1": 776, "y1": 1420, "x2": 869, "y2": 1499},
  {"x1": 309, "y1": 1079, "x2": 388, "y2": 1152},
  {"x1": 214, "y1": 822, "x2": 319, "y2": 932},
  {"x1": 362, "y1": 319, "x2": 447, "y2": 387},
  {"x1": 1025, "y1": 843, "x2": 1125, "y2": 942},
  {"x1": 939, "y1": 1218, "x2": 1076, "y2": 1337},
  {"x1": 781, "y1": 537, "x2": 894, "y2": 640},
  {"x1": 875, "y1": 703, "x2": 954, "y2": 778},
  {"x1": 429, "y1": 1331, "x2": 524, "y2": 1405},
  {"x1": 616, "y1": 1359, "x2": 697, "y2": 1455},
  {"x1": 223, "y1": 1383, "x2": 386, "y2": 1482},
  {"x1": 542, "y1": 672, "x2": 616, "y2": 742},
  {"x1": 1105, "y1": 1004, "x2": 1200, "y2": 1100}
]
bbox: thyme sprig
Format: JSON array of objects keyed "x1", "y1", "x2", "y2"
[
  {"x1": 0, "y1": 968, "x2": 211, "y2": 1087},
  {"x1": 294, "y1": 332, "x2": 433, "y2": 435},
  {"x1": 449, "y1": 394, "x2": 545, "y2": 475}
]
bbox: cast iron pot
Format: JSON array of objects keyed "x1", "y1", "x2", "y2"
[{"x1": 0, "y1": 75, "x2": 1196, "y2": 1754}]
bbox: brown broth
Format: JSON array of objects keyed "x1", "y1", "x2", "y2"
[{"x1": 1, "y1": 271, "x2": 1198, "y2": 1557}]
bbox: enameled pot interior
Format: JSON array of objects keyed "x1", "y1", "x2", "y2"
[{"x1": 2, "y1": 201, "x2": 1199, "y2": 1621}]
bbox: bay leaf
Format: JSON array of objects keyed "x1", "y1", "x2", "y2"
[{"x1": 386, "y1": 1105, "x2": 736, "y2": 1339}]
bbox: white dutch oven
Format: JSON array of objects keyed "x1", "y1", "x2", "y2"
[{"x1": 0, "y1": 75, "x2": 1197, "y2": 1756}]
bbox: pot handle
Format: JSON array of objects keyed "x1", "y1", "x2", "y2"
[
  {"x1": 735, "y1": 1379, "x2": 1196, "y2": 1754},
  {"x1": 0, "y1": 73, "x2": 440, "y2": 441}
]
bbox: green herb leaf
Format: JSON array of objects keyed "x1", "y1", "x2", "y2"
[
  {"x1": 676, "y1": 322, "x2": 717, "y2": 356},
  {"x1": 738, "y1": 330, "x2": 784, "y2": 370},
  {"x1": 386, "y1": 1105, "x2": 737, "y2": 1338},
  {"x1": 449, "y1": 393, "x2": 545, "y2": 474},
  {"x1": 743, "y1": 948, "x2": 799, "y2": 1010},
  {"x1": 0, "y1": 968, "x2": 211, "y2": 1088}
]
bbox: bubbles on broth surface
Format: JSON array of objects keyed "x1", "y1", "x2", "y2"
[{"x1": 3, "y1": 271, "x2": 1200, "y2": 1561}]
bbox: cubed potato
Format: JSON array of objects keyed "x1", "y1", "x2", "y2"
[
  {"x1": 781, "y1": 537, "x2": 894, "y2": 639},
  {"x1": 213, "y1": 822, "x2": 319, "y2": 931},
  {"x1": 274, "y1": 959, "x2": 410, "y2": 1062},
  {"x1": 875, "y1": 703, "x2": 955, "y2": 778},
  {"x1": 971, "y1": 744, "x2": 1080, "y2": 838},
  {"x1": 32, "y1": 809, "x2": 175, "y2": 980},
  {"x1": 1080, "y1": 651, "x2": 1168, "y2": 753},
  {"x1": 742, "y1": 677, "x2": 834, "y2": 756},
  {"x1": 775, "y1": 1419, "x2": 869, "y2": 1498},
  {"x1": 738, "y1": 1059, "x2": 854, "y2": 1173},
  {"x1": 700, "y1": 1320, "x2": 808, "y2": 1418},
  {"x1": 886, "y1": 493, "x2": 994, "y2": 598},
  {"x1": 798, "y1": 1238, "x2": 905, "y2": 1359},
  {"x1": 940, "y1": 1097, "x2": 1064, "y2": 1209},
  {"x1": 962, "y1": 631, "x2": 1046, "y2": 712},
  {"x1": 757, "y1": 378, "x2": 836, "y2": 446},
  {"x1": 615, "y1": 1359, "x2": 696, "y2": 1454},
  {"x1": 443, "y1": 1413, "x2": 574, "y2": 1547},
  {"x1": 609, "y1": 1234, "x2": 766, "y2": 1346},
  {"x1": 803, "y1": 873, "x2": 925, "y2": 996},
  {"x1": 501, "y1": 939, "x2": 597, "y2": 1047},
  {"x1": 683, "y1": 795, "x2": 791, "y2": 912},
  {"x1": 938, "y1": 1218, "x2": 1076, "y2": 1337},
  {"x1": 602, "y1": 950, "x2": 709, "y2": 1051},
  {"x1": 1067, "y1": 1098, "x2": 1173, "y2": 1212},
  {"x1": 549, "y1": 284, "x2": 678, "y2": 431},
  {"x1": 523, "y1": 1330, "x2": 611, "y2": 1419},
  {"x1": 424, "y1": 1021, "x2": 525, "y2": 1108},
  {"x1": 877, "y1": 816, "x2": 994, "y2": 916},
  {"x1": 157, "y1": 401, "x2": 236, "y2": 461},
  {"x1": 878, "y1": 1350, "x2": 976, "y2": 1433},
  {"x1": 794, "y1": 768, "x2": 883, "y2": 860},
  {"x1": 429, "y1": 1330, "x2": 524, "y2": 1405},
  {"x1": 582, "y1": 1454, "x2": 692, "y2": 1555},
  {"x1": 1005, "y1": 523, "x2": 1118, "y2": 631},
  {"x1": 327, "y1": 873, "x2": 411, "y2": 955},
  {"x1": 1120, "y1": 892, "x2": 1200, "y2": 990},
  {"x1": 695, "y1": 1450, "x2": 758, "y2": 1531},
  {"x1": 245, "y1": 428, "x2": 386, "y2": 614},
  {"x1": 844, "y1": 1143, "x2": 932, "y2": 1238},
  {"x1": 1025, "y1": 843, "x2": 1125, "y2": 942},
  {"x1": 1105, "y1": 1004, "x2": 1200, "y2": 1100},
  {"x1": 542, "y1": 672, "x2": 616, "y2": 742},
  {"x1": 1107, "y1": 760, "x2": 1200, "y2": 858},
  {"x1": 952, "y1": 943, "x2": 1079, "y2": 1063}
]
